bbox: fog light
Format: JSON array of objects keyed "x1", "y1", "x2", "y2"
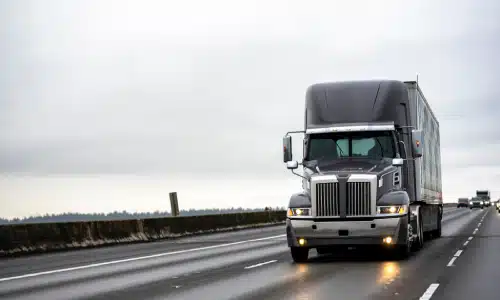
[
  {"x1": 298, "y1": 238, "x2": 306, "y2": 246},
  {"x1": 383, "y1": 237, "x2": 393, "y2": 244}
]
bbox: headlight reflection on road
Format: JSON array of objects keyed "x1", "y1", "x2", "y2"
[
  {"x1": 378, "y1": 262, "x2": 400, "y2": 284},
  {"x1": 293, "y1": 263, "x2": 314, "y2": 300}
]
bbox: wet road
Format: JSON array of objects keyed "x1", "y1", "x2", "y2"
[{"x1": 0, "y1": 206, "x2": 497, "y2": 300}]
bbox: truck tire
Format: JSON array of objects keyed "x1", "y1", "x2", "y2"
[
  {"x1": 395, "y1": 223, "x2": 412, "y2": 260},
  {"x1": 412, "y1": 212, "x2": 424, "y2": 251},
  {"x1": 290, "y1": 247, "x2": 309, "y2": 263},
  {"x1": 396, "y1": 244, "x2": 410, "y2": 260},
  {"x1": 432, "y1": 210, "x2": 442, "y2": 238}
]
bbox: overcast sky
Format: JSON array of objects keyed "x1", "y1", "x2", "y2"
[{"x1": 1, "y1": 0, "x2": 500, "y2": 218}]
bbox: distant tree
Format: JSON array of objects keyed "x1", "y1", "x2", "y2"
[{"x1": 0, "y1": 206, "x2": 282, "y2": 225}]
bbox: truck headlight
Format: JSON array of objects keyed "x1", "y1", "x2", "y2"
[
  {"x1": 287, "y1": 208, "x2": 311, "y2": 217},
  {"x1": 377, "y1": 205, "x2": 408, "y2": 216}
]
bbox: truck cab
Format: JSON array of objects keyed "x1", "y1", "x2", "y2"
[
  {"x1": 476, "y1": 190, "x2": 491, "y2": 207},
  {"x1": 283, "y1": 80, "x2": 442, "y2": 262}
]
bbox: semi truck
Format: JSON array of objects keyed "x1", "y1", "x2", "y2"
[
  {"x1": 476, "y1": 190, "x2": 491, "y2": 207},
  {"x1": 283, "y1": 80, "x2": 443, "y2": 262}
]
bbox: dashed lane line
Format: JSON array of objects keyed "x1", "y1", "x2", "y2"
[{"x1": 419, "y1": 283, "x2": 440, "y2": 300}]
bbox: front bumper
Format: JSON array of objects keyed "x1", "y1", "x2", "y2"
[
  {"x1": 286, "y1": 215, "x2": 408, "y2": 248},
  {"x1": 470, "y1": 203, "x2": 483, "y2": 208}
]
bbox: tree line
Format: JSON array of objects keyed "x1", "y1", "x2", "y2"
[{"x1": 0, "y1": 206, "x2": 285, "y2": 225}]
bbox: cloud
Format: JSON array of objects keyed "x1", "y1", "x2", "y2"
[{"x1": 1, "y1": 0, "x2": 500, "y2": 216}]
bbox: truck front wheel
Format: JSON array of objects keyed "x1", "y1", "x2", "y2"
[
  {"x1": 290, "y1": 247, "x2": 309, "y2": 263},
  {"x1": 395, "y1": 243, "x2": 410, "y2": 260},
  {"x1": 395, "y1": 221, "x2": 412, "y2": 260}
]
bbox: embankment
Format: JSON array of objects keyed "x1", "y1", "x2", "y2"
[{"x1": 0, "y1": 210, "x2": 286, "y2": 257}]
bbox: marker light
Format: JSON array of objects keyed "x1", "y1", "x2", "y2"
[
  {"x1": 416, "y1": 140, "x2": 420, "y2": 147},
  {"x1": 298, "y1": 238, "x2": 306, "y2": 246},
  {"x1": 383, "y1": 237, "x2": 393, "y2": 244}
]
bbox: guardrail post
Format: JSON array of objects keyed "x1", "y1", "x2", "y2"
[{"x1": 169, "y1": 192, "x2": 180, "y2": 217}]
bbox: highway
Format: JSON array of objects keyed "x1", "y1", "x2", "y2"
[{"x1": 0, "y1": 206, "x2": 498, "y2": 300}]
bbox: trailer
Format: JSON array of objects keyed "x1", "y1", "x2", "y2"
[{"x1": 283, "y1": 80, "x2": 443, "y2": 262}]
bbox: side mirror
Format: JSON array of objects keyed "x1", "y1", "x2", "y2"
[
  {"x1": 411, "y1": 129, "x2": 423, "y2": 158},
  {"x1": 286, "y1": 161, "x2": 299, "y2": 170},
  {"x1": 392, "y1": 158, "x2": 404, "y2": 166},
  {"x1": 283, "y1": 136, "x2": 293, "y2": 162}
]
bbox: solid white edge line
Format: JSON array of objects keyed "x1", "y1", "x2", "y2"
[
  {"x1": 0, "y1": 234, "x2": 286, "y2": 283},
  {"x1": 454, "y1": 250, "x2": 463, "y2": 257},
  {"x1": 244, "y1": 260, "x2": 278, "y2": 269},
  {"x1": 447, "y1": 257, "x2": 457, "y2": 267},
  {"x1": 420, "y1": 283, "x2": 440, "y2": 300}
]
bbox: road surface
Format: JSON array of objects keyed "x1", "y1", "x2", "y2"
[{"x1": 0, "y1": 206, "x2": 498, "y2": 300}]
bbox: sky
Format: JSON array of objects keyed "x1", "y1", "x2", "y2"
[{"x1": 1, "y1": 0, "x2": 500, "y2": 218}]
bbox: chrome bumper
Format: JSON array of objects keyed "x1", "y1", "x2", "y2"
[{"x1": 286, "y1": 216, "x2": 408, "y2": 247}]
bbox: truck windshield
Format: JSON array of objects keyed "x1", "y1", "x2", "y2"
[{"x1": 306, "y1": 131, "x2": 396, "y2": 162}]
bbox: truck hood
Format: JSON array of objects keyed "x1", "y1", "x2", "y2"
[{"x1": 305, "y1": 158, "x2": 395, "y2": 177}]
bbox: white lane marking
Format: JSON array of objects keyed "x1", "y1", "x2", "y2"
[
  {"x1": 447, "y1": 257, "x2": 457, "y2": 267},
  {"x1": 420, "y1": 283, "x2": 440, "y2": 300},
  {"x1": 0, "y1": 234, "x2": 286, "y2": 283},
  {"x1": 478, "y1": 223, "x2": 482, "y2": 226},
  {"x1": 463, "y1": 241, "x2": 469, "y2": 246},
  {"x1": 468, "y1": 236, "x2": 473, "y2": 241},
  {"x1": 244, "y1": 260, "x2": 277, "y2": 269},
  {"x1": 473, "y1": 228, "x2": 478, "y2": 234},
  {"x1": 454, "y1": 250, "x2": 463, "y2": 257}
]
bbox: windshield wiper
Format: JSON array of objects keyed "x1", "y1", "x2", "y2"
[{"x1": 335, "y1": 140, "x2": 346, "y2": 157}]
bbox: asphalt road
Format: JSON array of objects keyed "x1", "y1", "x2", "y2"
[{"x1": 0, "y1": 206, "x2": 497, "y2": 300}]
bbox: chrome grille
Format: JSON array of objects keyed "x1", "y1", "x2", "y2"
[
  {"x1": 315, "y1": 182, "x2": 340, "y2": 217},
  {"x1": 346, "y1": 182, "x2": 372, "y2": 216}
]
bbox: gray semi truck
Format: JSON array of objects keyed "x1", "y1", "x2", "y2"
[
  {"x1": 476, "y1": 190, "x2": 491, "y2": 207},
  {"x1": 283, "y1": 80, "x2": 443, "y2": 262}
]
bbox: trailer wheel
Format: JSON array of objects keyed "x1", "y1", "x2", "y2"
[
  {"x1": 290, "y1": 247, "x2": 309, "y2": 263},
  {"x1": 432, "y1": 209, "x2": 442, "y2": 238}
]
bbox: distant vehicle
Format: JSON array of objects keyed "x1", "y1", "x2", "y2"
[
  {"x1": 470, "y1": 197, "x2": 484, "y2": 209},
  {"x1": 476, "y1": 190, "x2": 491, "y2": 207},
  {"x1": 457, "y1": 198, "x2": 469, "y2": 208},
  {"x1": 283, "y1": 80, "x2": 442, "y2": 262},
  {"x1": 496, "y1": 200, "x2": 500, "y2": 212}
]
